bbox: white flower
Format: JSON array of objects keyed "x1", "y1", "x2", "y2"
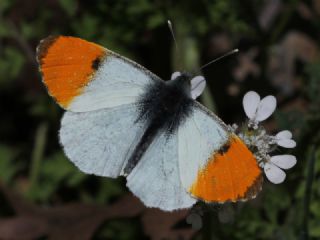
[
  {"x1": 190, "y1": 76, "x2": 206, "y2": 99},
  {"x1": 243, "y1": 91, "x2": 277, "y2": 127},
  {"x1": 274, "y1": 130, "x2": 296, "y2": 148},
  {"x1": 236, "y1": 90, "x2": 297, "y2": 185},
  {"x1": 171, "y1": 71, "x2": 181, "y2": 80},
  {"x1": 264, "y1": 155, "x2": 297, "y2": 184}
]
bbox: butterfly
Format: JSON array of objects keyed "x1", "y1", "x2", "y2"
[{"x1": 37, "y1": 36, "x2": 263, "y2": 211}]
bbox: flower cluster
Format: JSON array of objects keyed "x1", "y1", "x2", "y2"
[{"x1": 235, "y1": 91, "x2": 297, "y2": 184}]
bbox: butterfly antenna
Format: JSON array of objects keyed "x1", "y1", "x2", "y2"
[
  {"x1": 168, "y1": 20, "x2": 182, "y2": 68},
  {"x1": 199, "y1": 48, "x2": 239, "y2": 70},
  {"x1": 167, "y1": 20, "x2": 179, "y2": 52}
]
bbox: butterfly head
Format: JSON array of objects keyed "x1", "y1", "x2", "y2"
[{"x1": 170, "y1": 71, "x2": 206, "y2": 100}]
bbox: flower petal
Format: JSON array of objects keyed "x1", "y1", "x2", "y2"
[
  {"x1": 243, "y1": 91, "x2": 260, "y2": 119},
  {"x1": 270, "y1": 155, "x2": 297, "y2": 169},
  {"x1": 277, "y1": 139, "x2": 296, "y2": 148},
  {"x1": 255, "y1": 95, "x2": 277, "y2": 121},
  {"x1": 276, "y1": 130, "x2": 292, "y2": 140},
  {"x1": 191, "y1": 76, "x2": 206, "y2": 99},
  {"x1": 171, "y1": 71, "x2": 181, "y2": 80},
  {"x1": 264, "y1": 162, "x2": 286, "y2": 184}
]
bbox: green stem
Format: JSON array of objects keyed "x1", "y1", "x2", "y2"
[
  {"x1": 300, "y1": 146, "x2": 316, "y2": 240},
  {"x1": 29, "y1": 123, "x2": 48, "y2": 191}
]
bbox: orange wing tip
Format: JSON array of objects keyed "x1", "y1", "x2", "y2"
[
  {"x1": 36, "y1": 35, "x2": 60, "y2": 65},
  {"x1": 240, "y1": 173, "x2": 263, "y2": 201},
  {"x1": 37, "y1": 36, "x2": 107, "y2": 108},
  {"x1": 189, "y1": 134, "x2": 263, "y2": 203}
]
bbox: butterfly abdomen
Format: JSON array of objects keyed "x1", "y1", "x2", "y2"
[{"x1": 123, "y1": 120, "x2": 160, "y2": 174}]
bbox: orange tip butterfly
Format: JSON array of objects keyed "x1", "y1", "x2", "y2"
[{"x1": 37, "y1": 35, "x2": 262, "y2": 211}]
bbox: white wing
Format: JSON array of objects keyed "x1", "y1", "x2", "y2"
[
  {"x1": 178, "y1": 103, "x2": 262, "y2": 203},
  {"x1": 59, "y1": 103, "x2": 145, "y2": 178},
  {"x1": 69, "y1": 52, "x2": 160, "y2": 112},
  {"x1": 178, "y1": 105, "x2": 229, "y2": 189},
  {"x1": 37, "y1": 36, "x2": 162, "y2": 112},
  {"x1": 126, "y1": 132, "x2": 196, "y2": 211}
]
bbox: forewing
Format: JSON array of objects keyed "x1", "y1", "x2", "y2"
[
  {"x1": 59, "y1": 103, "x2": 145, "y2": 178},
  {"x1": 178, "y1": 102, "x2": 263, "y2": 203},
  {"x1": 37, "y1": 35, "x2": 162, "y2": 112},
  {"x1": 126, "y1": 132, "x2": 196, "y2": 211}
]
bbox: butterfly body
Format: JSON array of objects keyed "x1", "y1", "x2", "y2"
[
  {"x1": 37, "y1": 36, "x2": 263, "y2": 211},
  {"x1": 124, "y1": 73, "x2": 194, "y2": 174}
]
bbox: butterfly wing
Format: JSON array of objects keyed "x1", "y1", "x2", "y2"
[
  {"x1": 38, "y1": 36, "x2": 164, "y2": 178},
  {"x1": 178, "y1": 102, "x2": 263, "y2": 203},
  {"x1": 60, "y1": 103, "x2": 145, "y2": 178},
  {"x1": 37, "y1": 35, "x2": 161, "y2": 112},
  {"x1": 126, "y1": 132, "x2": 196, "y2": 211}
]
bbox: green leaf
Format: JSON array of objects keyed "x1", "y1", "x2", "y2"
[
  {"x1": 27, "y1": 151, "x2": 86, "y2": 201},
  {"x1": 0, "y1": 23, "x2": 10, "y2": 37},
  {"x1": 0, "y1": 47, "x2": 25, "y2": 84},
  {"x1": 310, "y1": 201, "x2": 320, "y2": 218},
  {"x1": 263, "y1": 185, "x2": 291, "y2": 223},
  {"x1": 147, "y1": 14, "x2": 164, "y2": 29},
  {"x1": 95, "y1": 178, "x2": 124, "y2": 203},
  {"x1": 58, "y1": 0, "x2": 77, "y2": 16},
  {"x1": 20, "y1": 22, "x2": 37, "y2": 39},
  {"x1": 71, "y1": 14, "x2": 99, "y2": 40},
  {"x1": 0, "y1": 144, "x2": 20, "y2": 183},
  {"x1": 97, "y1": 219, "x2": 141, "y2": 240},
  {"x1": 127, "y1": 0, "x2": 151, "y2": 15},
  {"x1": 0, "y1": 0, "x2": 15, "y2": 12},
  {"x1": 310, "y1": 221, "x2": 320, "y2": 237}
]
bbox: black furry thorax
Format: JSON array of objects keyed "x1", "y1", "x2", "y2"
[{"x1": 136, "y1": 73, "x2": 194, "y2": 135}]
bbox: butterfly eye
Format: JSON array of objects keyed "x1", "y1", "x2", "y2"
[
  {"x1": 191, "y1": 76, "x2": 206, "y2": 99},
  {"x1": 171, "y1": 71, "x2": 181, "y2": 80}
]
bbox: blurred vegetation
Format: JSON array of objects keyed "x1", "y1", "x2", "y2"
[{"x1": 0, "y1": 0, "x2": 320, "y2": 239}]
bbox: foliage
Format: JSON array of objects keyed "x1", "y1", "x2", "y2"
[{"x1": 0, "y1": 0, "x2": 319, "y2": 239}]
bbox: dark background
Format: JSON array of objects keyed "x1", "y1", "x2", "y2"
[{"x1": 0, "y1": 0, "x2": 320, "y2": 239}]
